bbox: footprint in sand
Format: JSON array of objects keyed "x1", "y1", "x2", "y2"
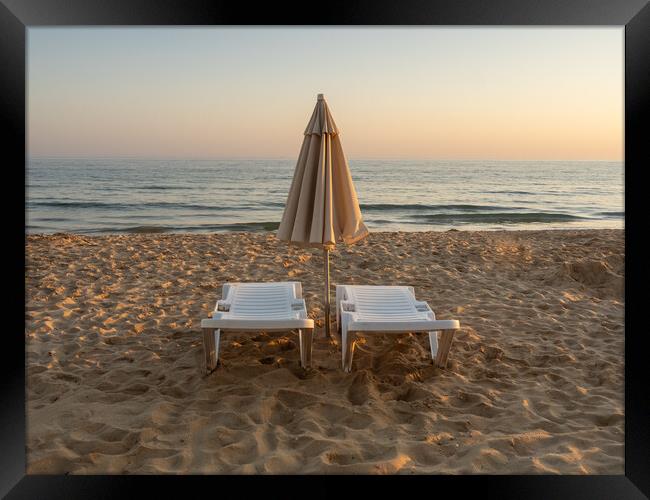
[{"x1": 346, "y1": 371, "x2": 378, "y2": 406}]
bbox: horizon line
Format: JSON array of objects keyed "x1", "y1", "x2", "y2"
[{"x1": 27, "y1": 155, "x2": 624, "y2": 163}]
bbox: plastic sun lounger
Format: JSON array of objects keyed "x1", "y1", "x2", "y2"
[
  {"x1": 200, "y1": 282, "x2": 314, "y2": 374},
  {"x1": 335, "y1": 285, "x2": 461, "y2": 372}
]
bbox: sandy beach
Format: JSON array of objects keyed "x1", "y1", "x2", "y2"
[{"x1": 25, "y1": 229, "x2": 624, "y2": 474}]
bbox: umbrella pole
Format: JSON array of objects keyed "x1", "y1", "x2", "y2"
[{"x1": 323, "y1": 247, "x2": 331, "y2": 339}]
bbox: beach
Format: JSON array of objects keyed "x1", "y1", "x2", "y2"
[{"x1": 26, "y1": 229, "x2": 624, "y2": 474}]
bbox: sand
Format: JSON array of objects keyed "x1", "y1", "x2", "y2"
[{"x1": 25, "y1": 229, "x2": 624, "y2": 474}]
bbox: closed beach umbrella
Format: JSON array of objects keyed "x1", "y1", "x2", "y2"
[{"x1": 278, "y1": 93, "x2": 369, "y2": 338}]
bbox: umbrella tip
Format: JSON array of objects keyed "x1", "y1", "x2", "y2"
[{"x1": 317, "y1": 93, "x2": 324, "y2": 100}]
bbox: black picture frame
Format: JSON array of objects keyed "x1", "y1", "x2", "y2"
[{"x1": 3, "y1": 1, "x2": 648, "y2": 498}]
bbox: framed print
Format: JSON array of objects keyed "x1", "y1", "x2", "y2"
[{"x1": 2, "y1": 0, "x2": 648, "y2": 498}]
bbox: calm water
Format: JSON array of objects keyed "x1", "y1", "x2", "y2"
[{"x1": 27, "y1": 159, "x2": 624, "y2": 234}]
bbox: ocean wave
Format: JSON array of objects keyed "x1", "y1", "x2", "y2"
[
  {"x1": 204, "y1": 221, "x2": 281, "y2": 231},
  {"x1": 361, "y1": 203, "x2": 518, "y2": 212},
  {"x1": 28, "y1": 200, "x2": 284, "y2": 211},
  {"x1": 28, "y1": 200, "x2": 231, "y2": 211},
  {"x1": 86, "y1": 221, "x2": 281, "y2": 234},
  {"x1": 411, "y1": 212, "x2": 587, "y2": 224},
  {"x1": 482, "y1": 190, "x2": 534, "y2": 195},
  {"x1": 136, "y1": 185, "x2": 194, "y2": 191},
  {"x1": 595, "y1": 211, "x2": 624, "y2": 218}
]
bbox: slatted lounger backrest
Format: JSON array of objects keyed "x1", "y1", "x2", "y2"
[
  {"x1": 230, "y1": 284, "x2": 293, "y2": 318},
  {"x1": 350, "y1": 286, "x2": 419, "y2": 320}
]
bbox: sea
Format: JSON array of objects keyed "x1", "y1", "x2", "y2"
[{"x1": 26, "y1": 159, "x2": 624, "y2": 234}]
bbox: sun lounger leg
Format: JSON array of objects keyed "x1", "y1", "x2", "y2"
[
  {"x1": 342, "y1": 330, "x2": 356, "y2": 373},
  {"x1": 298, "y1": 329, "x2": 313, "y2": 368},
  {"x1": 202, "y1": 327, "x2": 220, "y2": 374},
  {"x1": 428, "y1": 331, "x2": 439, "y2": 362},
  {"x1": 435, "y1": 330, "x2": 455, "y2": 369},
  {"x1": 214, "y1": 329, "x2": 221, "y2": 368}
]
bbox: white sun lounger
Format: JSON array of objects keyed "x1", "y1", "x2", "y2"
[
  {"x1": 200, "y1": 282, "x2": 314, "y2": 374},
  {"x1": 335, "y1": 285, "x2": 460, "y2": 372}
]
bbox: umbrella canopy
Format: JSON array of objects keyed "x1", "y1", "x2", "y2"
[
  {"x1": 277, "y1": 94, "x2": 369, "y2": 338},
  {"x1": 277, "y1": 94, "x2": 368, "y2": 247}
]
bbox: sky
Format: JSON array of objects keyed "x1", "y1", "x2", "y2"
[{"x1": 28, "y1": 27, "x2": 623, "y2": 161}]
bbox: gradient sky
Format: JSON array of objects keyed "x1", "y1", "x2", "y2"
[{"x1": 28, "y1": 27, "x2": 623, "y2": 160}]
